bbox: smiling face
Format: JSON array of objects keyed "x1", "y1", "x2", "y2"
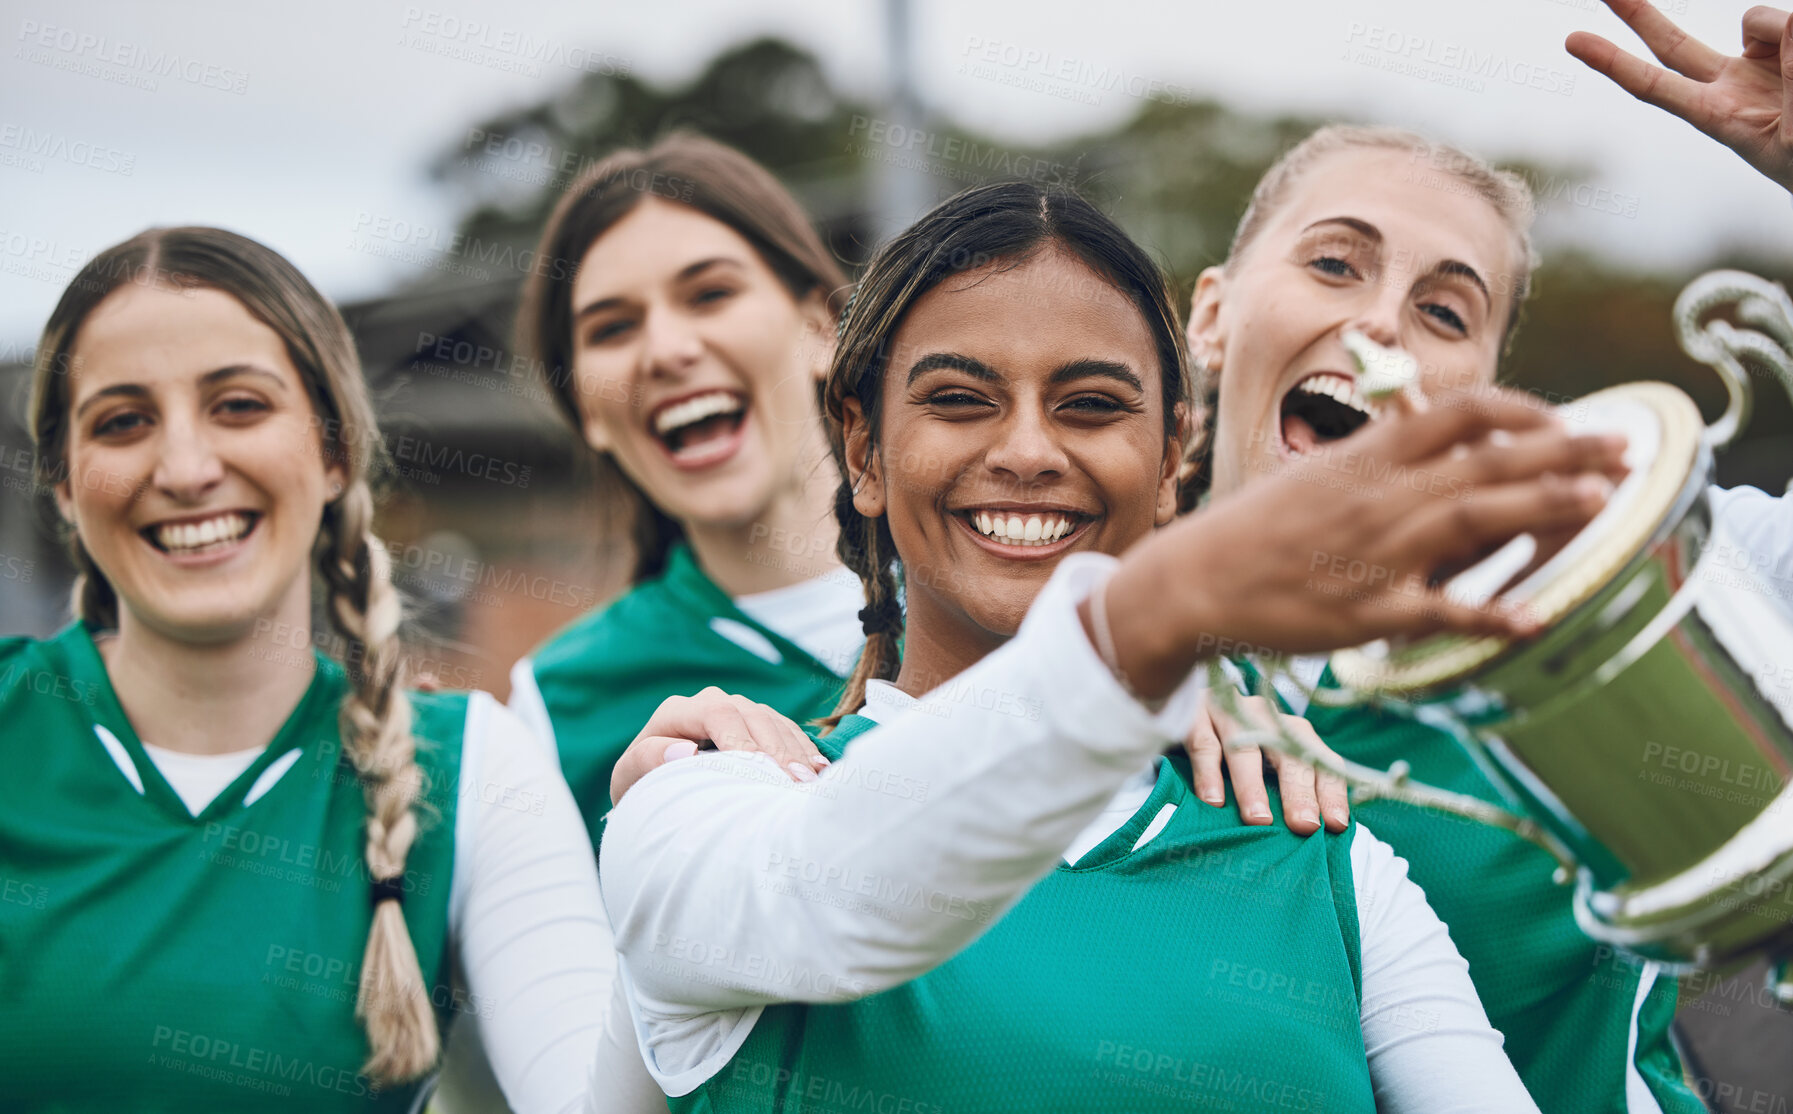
[
  {"x1": 55, "y1": 283, "x2": 342, "y2": 644},
  {"x1": 569, "y1": 198, "x2": 833, "y2": 531},
  {"x1": 847, "y1": 248, "x2": 1179, "y2": 658},
  {"x1": 1189, "y1": 146, "x2": 1523, "y2": 497}
]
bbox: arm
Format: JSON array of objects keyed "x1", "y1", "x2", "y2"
[
  {"x1": 450, "y1": 694, "x2": 659, "y2": 1114},
  {"x1": 600, "y1": 556, "x2": 1207, "y2": 1076},
  {"x1": 1567, "y1": 0, "x2": 1793, "y2": 191},
  {"x1": 506, "y1": 657, "x2": 560, "y2": 766},
  {"x1": 1351, "y1": 825, "x2": 1541, "y2": 1113}
]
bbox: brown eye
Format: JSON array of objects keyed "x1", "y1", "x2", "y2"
[
  {"x1": 94, "y1": 411, "x2": 147, "y2": 437},
  {"x1": 1309, "y1": 256, "x2": 1358, "y2": 279}
]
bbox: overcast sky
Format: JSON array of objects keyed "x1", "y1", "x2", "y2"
[{"x1": 4, "y1": 0, "x2": 1790, "y2": 350}]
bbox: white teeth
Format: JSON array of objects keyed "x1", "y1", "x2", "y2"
[
  {"x1": 154, "y1": 512, "x2": 251, "y2": 553},
  {"x1": 1294, "y1": 374, "x2": 1372, "y2": 417},
  {"x1": 968, "y1": 512, "x2": 1077, "y2": 547},
  {"x1": 653, "y1": 391, "x2": 745, "y2": 436}
]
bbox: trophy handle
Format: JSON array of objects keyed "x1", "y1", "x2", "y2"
[
  {"x1": 1673, "y1": 269, "x2": 1793, "y2": 453},
  {"x1": 1205, "y1": 661, "x2": 1580, "y2": 882}
]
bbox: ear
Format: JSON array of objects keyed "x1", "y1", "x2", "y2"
[
  {"x1": 53, "y1": 478, "x2": 75, "y2": 526},
  {"x1": 324, "y1": 459, "x2": 348, "y2": 502},
  {"x1": 581, "y1": 412, "x2": 614, "y2": 454},
  {"x1": 841, "y1": 396, "x2": 885, "y2": 519},
  {"x1": 1155, "y1": 402, "x2": 1189, "y2": 526},
  {"x1": 1187, "y1": 266, "x2": 1229, "y2": 381},
  {"x1": 796, "y1": 290, "x2": 838, "y2": 383}
]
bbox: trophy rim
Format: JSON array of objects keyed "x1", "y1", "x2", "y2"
[{"x1": 1331, "y1": 381, "x2": 1706, "y2": 695}]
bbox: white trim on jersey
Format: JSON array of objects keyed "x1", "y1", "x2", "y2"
[
  {"x1": 92, "y1": 725, "x2": 143, "y2": 795},
  {"x1": 1625, "y1": 963, "x2": 1668, "y2": 1114}
]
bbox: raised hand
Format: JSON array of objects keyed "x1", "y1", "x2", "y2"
[{"x1": 1567, "y1": 0, "x2": 1793, "y2": 190}]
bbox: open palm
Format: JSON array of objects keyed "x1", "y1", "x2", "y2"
[{"x1": 1568, "y1": 1, "x2": 1793, "y2": 190}]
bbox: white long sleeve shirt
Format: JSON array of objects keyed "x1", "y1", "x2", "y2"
[{"x1": 601, "y1": 554, "x2": 1539, "y2": 1113}]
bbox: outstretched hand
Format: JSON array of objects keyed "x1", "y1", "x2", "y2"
[{"x1": 1568, "y1": 0, "x2": 1793, "y2": 191}]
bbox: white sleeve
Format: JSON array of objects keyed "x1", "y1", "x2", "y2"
[
  {"x1": 1709, "y1": 484, "x2": 1793, "y2": 619},
  {"x1": 1352, "y1": 824, "x2": 1540, "y2": 1113},
  {"x1": 506, "y1": 657, "x2": 561, "y2": 768},
  {"x1": 599, "y1": 553, "x2": 1208, "y2": 1094},
  {"x1": 449, "y1": 693, "x2": 660, "y2": 1114}
]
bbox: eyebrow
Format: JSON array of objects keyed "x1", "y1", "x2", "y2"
[
  {"x1": 73, "y1": 364, "x2": 287, "y2": 420},
  {"x1": 573, "y1": 256, "x2": 747, "y2": 320},
  {"x1": 905, "y1": 352, "x2": 1144, "y2": 392},
  {"x1": 1301, "y1": 217, "x2": 1490, "y2": 308}
]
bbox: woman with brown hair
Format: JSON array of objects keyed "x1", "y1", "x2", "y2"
[
  {"x1": 514, "y1": 132, "x2": 1344, "y2": 839},
  {"x1": 0, "y1": 226, "x2": 773, "y2": 1113}
]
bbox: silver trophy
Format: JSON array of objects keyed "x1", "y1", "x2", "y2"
[{"x1": 1231, "y1": 272, "x2": 1793, "y2": 995}]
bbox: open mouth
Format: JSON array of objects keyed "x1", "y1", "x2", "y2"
[
  {"x1": 955, "y1": 508, "x2": 1093, "y2": 551},
  {"x1": 142, "y1": 511, "x2": 260, "y2": 555},
  {"x1": 650, "y1": 390, "x2": 748, "y2": 466},
  {"x1": 1279, "y1": 373, "x2": 1375, "y2": 455}
]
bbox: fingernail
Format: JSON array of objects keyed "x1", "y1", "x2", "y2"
[
  {"x1": 1199, "y1": 790, "x2": 1224, "y2": 806},
  {"x1": 812, "y1": 755, "x2": 831, "y2": 767},
  {"x1": 1248, "y1": 805, "x2": 1271, "y2": 822},
  {"x1": 1572, "y1": 473, "x2": 1614, "y2": 503},
  {"x1": 663, "y1": 740, "x2": 699, "y2": 763},
  {"x1": 788, "y1": 762, "x2": 818, "y2": 782},
  {"x1": 1298, "y1": 808, "x2": 1319, "y2": 827}
]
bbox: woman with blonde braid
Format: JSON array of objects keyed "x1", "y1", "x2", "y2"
[{"x1": 0, "y1": 226, "x2": 785, "y2": 1113}]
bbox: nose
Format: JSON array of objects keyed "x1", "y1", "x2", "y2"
[
  {"x1": 151, "y1": 416, "x2": 225, "y2": 502},
  {"x1": 638, "y1": 303, "x2": 704, "y2": 381},
  {"x1": 1344, "y1": 279, "x2": 1404, "y2": 350},
  {"x1": 984, "y1": 405, "x2": 1069, "y2": 490}
]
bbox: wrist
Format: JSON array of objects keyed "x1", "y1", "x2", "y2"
[{"x1": 1095, "y1": 540, "x2": 1232, "y2": 701}]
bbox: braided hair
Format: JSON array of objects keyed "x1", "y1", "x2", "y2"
[
  {"x1": 29, "y1": 228, "x2": 440, "y2": 1083},
  {"x1": 819, "y1": 182, "x2": 1193, "y2": 727}
]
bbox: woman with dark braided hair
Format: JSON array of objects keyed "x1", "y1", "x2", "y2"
[
  {"x1": 0, "y1": 226, "x2": 779, "y2": 1113},
  {"x1": 541, "y1": 133, "x2": 1350, "y2": 838},
  {"x1": 601, "y1": 181, "x2": 1632, "y2": 1111}
]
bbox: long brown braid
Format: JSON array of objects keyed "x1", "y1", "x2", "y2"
[{"x1": 28, "y1": 227, "x2": 439, "y2": 1082}]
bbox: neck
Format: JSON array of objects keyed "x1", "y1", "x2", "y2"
[
  {"x1": 684, "y1": 434, "x2": 845, "y2": 598},
  {"x1": 889, "y1": 597, "x2": 1009, "y2": 705},
  {"x1": 99, "y1": 589, "x2": 318, "y2": 757}
]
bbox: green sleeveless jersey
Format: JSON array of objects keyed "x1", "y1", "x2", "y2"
[
  {"x1": 671, "y1": 714, "x2": 1374, "y2": 1114},
  {"x1": 0, "y1": 623, "x2": 464, "y2": 1113},
  {"x1": 523, "y1": 544, "x2": 848, "y2": 846},
  {"x1": 1294, "y1": 667, "x2": 1700, "y2": 1114}
]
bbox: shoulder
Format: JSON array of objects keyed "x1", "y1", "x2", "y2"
[
  {"x1": 529, "y1": 574, "x2": 690, "y2": 677},
  {"x1": 0, "y1": 625, "x2": 91, "y2": 704}
]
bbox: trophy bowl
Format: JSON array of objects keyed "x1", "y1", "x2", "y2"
[{"x1": 1318, "y1": 271, "x2": 1793, "y2": 974}]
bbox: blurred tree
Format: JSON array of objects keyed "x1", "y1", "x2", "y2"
[{"x1": 430, "y1": 35, "x2": 1791, "y2": 490}]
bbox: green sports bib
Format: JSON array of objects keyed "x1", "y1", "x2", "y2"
[
  {"x1": 671, "y1": 715, "x2": 1373, "y2": 1114},
  {"x1": 1284, "y1": 664, "x2": 1700, "y2": 1113},
  {"x1": 527, "y1": 544, "x2": 849, "y2": 849},
  {"x1": 0, "y1": 623, "x2": 465, "y2": 1112}
]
